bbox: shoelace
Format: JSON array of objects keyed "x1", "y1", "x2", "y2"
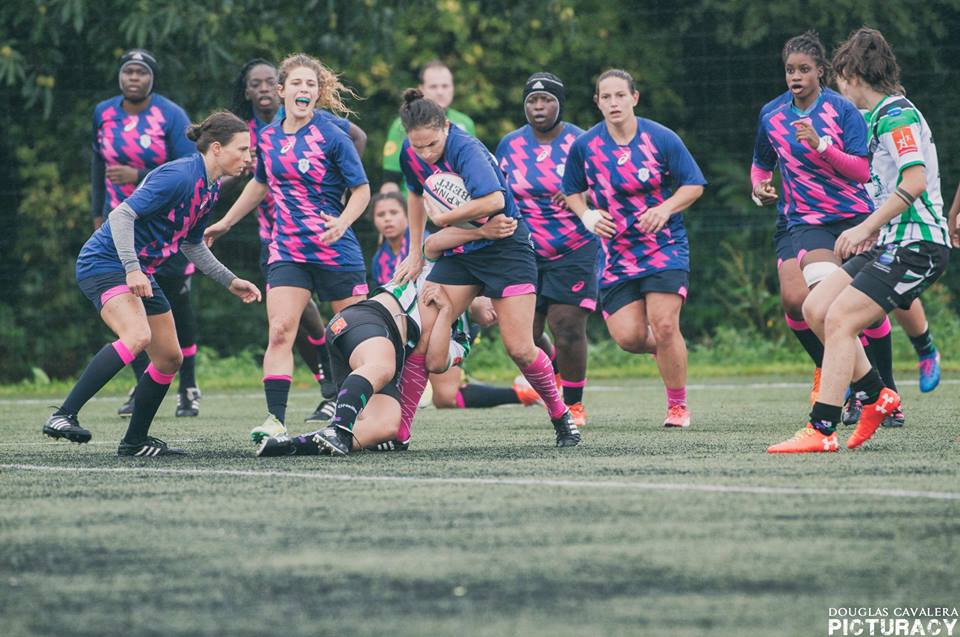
[
  {"x1": 666, "y1": 405, "x2": 687, "y2": 419},
  {"x1": 918, "y1": 358, "x2": 937, "y2": 375}
]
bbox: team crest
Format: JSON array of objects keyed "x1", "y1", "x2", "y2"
[
  {"x1": 617, "y1": 151, "x2": 630, "y2": 166},
  {"x1": 556, "y1": 164, "x2": 565, "y2": 177},
  {"x1": 536, "y1": 149, "x2": 550, "y2": 162},
  {"x1": 298, "y1": 158, "x2": 311, "y2": 173},
  {"x1": 637, "y1": 168, "x2": 650, "y2": 181},
  {"x1": 139, "y1": 134, "x2": 152, "y2": 149}
]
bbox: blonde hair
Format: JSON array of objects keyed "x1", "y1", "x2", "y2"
[{"x1": 278, "y1": 53, "x2": 358, "y2": 116}]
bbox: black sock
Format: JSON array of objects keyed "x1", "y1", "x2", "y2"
[
  {"x1": 58, "y1": 341, "x2": 132, "y2": 416},
  {"x1": 561, "y1": 381, "x2": 585, "y2": 405},
  {"x1": 809, "y1": 401, "x2": 842, "y2": 435},
  {"x1": 179, "y1": 348, "x2": 197, "y2": 390},
  {"x1": 264, "y1": 377, "x2": 292, "y2": 423},
  {"x1": 331, "y1": 374, "x2": 373, "y2": 431},
  {"x1": 909, "y1": 329, "x2": 936, "y2": 358},
  {"x1": 790, "y1": 324, "x2": 824, "y2": 367},
  {"x1": 318, "y1": 346, "x2": 336, "y2": 399},
  {"x1": 459, "y1": 383, "x2": 520, "y2": 408},
  {"x1": 130, "y1": 351, "x2": 149, "y2": 382},
  {"x1": 851, "y1": 368, "x2": 886, "y2": 405},
  {"x1": 863, "y1": 326, "x2": 896, "y2": 392},
  {"x1": 123, "y1": 365, "x2": 174, "y2": 444}
]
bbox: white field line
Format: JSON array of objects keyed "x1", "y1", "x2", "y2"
[
  {"x1": 2, "y1": 463, "x2": 959, "y2": 501},
  {"x1": 0, "y1": 378, "x2": 951, "y2": 405},
  {"x1": 0, "y1": 439, "x2": 197, "y2": 447}
]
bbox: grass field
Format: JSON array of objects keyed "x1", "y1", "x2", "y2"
[{"x1": 2, "y1": 377, "x2": 959, "y2": 637}]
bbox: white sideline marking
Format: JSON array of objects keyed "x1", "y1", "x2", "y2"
[
  {"x1": 0, "y1": 439, "x2": 197, "y2": 447},
  {"x1": 0, "y1": 378, "x2": 950, "y2": 405},
  {"x1": 2, "y1": 464, "x2": 959, "y2": 501}
]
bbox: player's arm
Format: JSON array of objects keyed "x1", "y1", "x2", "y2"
[
  {"x1": 420, "y1": 285, "x2": 458, "y2": 373},
  {"x1": 430, "y1": 191, "x2": 505, "y2": 227},
  {"x1": 948, "y1": 180, "x2": 960, "y2": 248},
  {"x1": 422, "y1": 215, "x2": 518, "y2": 259},
  {"x1": 91, "y1": 153, "x2": 107, "y2": 228},
  {"x1": 180, "y1": 241, "x2": 261, "y2": 303},
  {"x1": 347, "y1": 122, "x2": 367, "y2": 155},
  {"x1": 318, "y1": 183, "x2": 371, "y2": 246},
  {"x1": 204, "y1": 179, "x2": 268, "y2": 246}
]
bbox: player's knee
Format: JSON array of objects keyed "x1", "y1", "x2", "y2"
[
  {"x1": 548, "y1": 315, "x2": 586, "y2": 349},
  {"x1": 505, "y1": 341, "x2": 537, "y2": 367},
  {"x1": 649, "y1": 315, "x2": 680, "y2": 342},
  {"x1": 801, "y1": 296, "x2": 827, "y2": 328},
  {"x1": 611, "y1": 330, "x2": 649, "y2": 354},
  {"x1": 267, "y1": 318, "x2": 298, "y2": 349},
  {"x1": 780, "y1": 289, "x2": 806, "y2": 319},
  {"x1": 125, "y1": 328, "x2": 152, "y2": 355},
  {"x1": 823, "y1": 306, "x2": 858, "y2": 339}
]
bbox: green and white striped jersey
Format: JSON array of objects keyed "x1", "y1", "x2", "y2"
[{"x1": 866, "y1": 95, "x2": 948, "y2": 246}]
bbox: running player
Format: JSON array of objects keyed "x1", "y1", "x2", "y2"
[
  {"x1": 768, "y1": 27, "x2": 949, "y2": 453},
  {"x1": 369, "y1": 191, "x2": 541, "y2": 411},
  {"x1": 387, "y1": 88, "x2": 580, "y2": 449},
  {"x1": 44, "y1": 112, "x2": 260, "y2": 456},
  {"x1": 90, "y1": 49, "x2": 204, "y2": 418},
  {"x1": 496, "y1": 72, "x2": 594, "y2": 427},
  {"x1": 204, "y1": 54, "x2": 370, "y2": 443},
  {"x1": 380, "y1": 61, "x2": 475, "y2": 193},
  {"x1": 562, "y1": 69, "x2": 706, "y2": 428}
]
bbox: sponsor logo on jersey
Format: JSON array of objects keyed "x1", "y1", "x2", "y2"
[
  {"x1": 383, "y1": 141, "x2": 398, "y2": 157},
  {"x1": 329, "y1": 316, "x2": 348, "y2": 335},
  {"x1": 571, "y1": 280, "x2": 585, "y2": 292},
  {"x1": 123, "y1": 118, "x2": 138, "y2": 132},
  {"x1": 891, "y1": 126, "x2": 917, "y2": 156},
  {"x1": 280, "y1": 139, "x2": 294, "y2": 154},
  {"x1": 298, "y1": 158, "x2": 311, "y2": 173},
  {"x1": 616, "y1": 151, "x2": 630, "y2": 166},
  {"x1": 536, "y1": 149, "x2": 550, "y2": 162},
  {"x1": 139, "y1": 133, "x2": 152, "y2": 149}
]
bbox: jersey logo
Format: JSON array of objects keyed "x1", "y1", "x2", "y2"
[
  {"x1": 532, "y1": 80, "x2": 545, "y2": 89},
  {"x1": 616, "y1": 151, "x2": 630, "y2": 166},
  {"x1": 123, "y1": 117, "x2": 138, "y2": 132},
  {"x1": 556, "y1": 164, "x2": 565, "y2": 177},
  {"x1": 891, "y1": 126, "x2": 917, "y2": 156},
  {"x1": 637, "y1": 167, "x2": 650, "y2": 181},
  {"x1": 536, "y1": 149, "x2": 550, "y2": 162},
  {"x1": 280, "y1": 139, "x2": 294, "y2": 154},
  {"x1": 139, "y1": 133, "x2": 151, "y2": 149},
  {"x1": 383, "y1": 141, "x2": 398, "y2": 157},
  {"x1": 329, "y1": 316, "x2": 348, "y2": 335},
  {"x1": 297, "y1": 158, "x2": 311, "y2": 173},
  {"x1": 571, "y1": 280, "x2": 585, "y2": 292}
]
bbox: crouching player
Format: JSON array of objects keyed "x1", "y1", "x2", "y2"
[
  {"x1": 768, "y1": 28, "x2": 949, "y2": 453},
  {"x1": 255, "y1": 216, "x2": 519, "y2": 457}
]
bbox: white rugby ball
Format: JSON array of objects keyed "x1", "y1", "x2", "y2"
[{"x1": 422, "y1": 172, "x2": 487, "y2": 228}]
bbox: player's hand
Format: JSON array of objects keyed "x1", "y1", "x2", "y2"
[
  {"x1": 93, "y1": 216, "x2": 104, "y2": 230},
  {"x1": 228, "y1": 278, "x2": 262, "y2": 303},
  {"x1": 949, "y1": 208, "x2": 960, "y2": 249},
  {"x1": 204, "y1": 221, "x2": 230, "y2": 247},
  {"x1": 420, "y1": 283, "x2": 451, "y2": 311},
  {"x1": 469, "y1": 296, "x2": 498, "y2": 327},
  {"x1": 393, "y1": 253, "x2": 424, "y2": 285},
  {"x1": 637, "y1": 204, "x2": 672, "y2": 234},
  {"x1": 126, "y1": 270, "x2": 153, "y2": 298},
  {"x1": 792, "y1": 119, "x2": 820, "y2": 150},
  {"x1": 551, "y1": 192, "x2": 569, "y2": 209},
  {"x1": 835, "y1": 224, "x2": 877, "y2": 260},
  {"x1": 582, "y1": 208, "x2": 616, "y2": 239},
  {"x1": 478, "y1": 215, "x2": 517, "y2": 240},
  {"x1": 752, "y1": 178, "x2": 778, "y2": 206},
  {"x1": 105, "y1": 165, "x2": 140, "y2": 185},
  {"x1": 318, "y1": 212, "x2": 349, "y2": 245}
]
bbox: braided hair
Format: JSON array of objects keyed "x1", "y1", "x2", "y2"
[
  {"x1": 230, "y1": 58, "x2": 276, "y2": 122},
  {"x1": 782, "y1": 31, "x2": 831, "y2": 85}
]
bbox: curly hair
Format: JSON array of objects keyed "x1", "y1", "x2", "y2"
[{"x1": 278, "y1": 53, "x2": 358, "y2": 116}]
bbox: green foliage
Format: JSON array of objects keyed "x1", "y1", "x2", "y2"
[{"x1": 1, "y1": 1, "x2": 959, "y2": 382}]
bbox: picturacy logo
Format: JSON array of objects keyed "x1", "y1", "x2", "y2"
[{"x1": 827, "y1": 607, "x2": 959, "y2": 636}]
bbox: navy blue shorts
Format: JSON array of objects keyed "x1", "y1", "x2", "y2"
[
  {"x1": 267, "y1": 261, "x2": 369, "y2": 301},
  {"x1": 791, "y1": 217, "x2": 866, "y2": 261},
  {"x1": 536, "y1": 242, "x2": 600, "y2": 313},
  {"x1": 427, "y1": 229, "x2": 538, "y2": 299},
  {"x1": 258, "y1": 242, "x2": 271, "y2": 281},
  {"x1": 773, "y1": 214, "x2": 797, "y2": 264},
  {"x1": 600, "y1": 270, "x2": 689, "y2": 318},
  {"x1": 78, "y1": 272, "x2": 171, "y2": 316}
]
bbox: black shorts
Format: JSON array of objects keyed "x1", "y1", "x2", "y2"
[
  {"x1": 843, "y1": 241, "x2": 949, "y2": 312},
  {"x1": 78, "y1": 272, "x2": 171, "y2": 316},
  {"x1": 535, "y1": 242, "x2": 600, "y2": 313},
  {"x1": 773, "y1": 214, "x2": 798, "y2": 264},
  {"x1": 325, "y1": 300, "x2": 405, "y2": 397},
  {"x1": 791, "y1": 216, "x2": 866, "y2": 260},
  {"x1": 258, "y1": 242, "x2": 271, "y2": 281},
  {"x1": 267, "y1": 261, "x2": 369, "y2": 301},
  {"x1": 427, "y1": 226, "x2": 538, "y2": 299},
  {"x1": 600, "y1": 270, "x2": 688, "y2": 318}
]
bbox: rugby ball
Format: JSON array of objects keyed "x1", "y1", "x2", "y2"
[{"x1": 422, "y1": 172, "x2": 487, "y2": 228}]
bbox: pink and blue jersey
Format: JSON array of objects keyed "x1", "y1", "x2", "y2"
[
  {"x1": 370, "y1": 230, "x2": 410, "y2": 286},
  {"x1": 77, "y1": 153, "x2": 219, "y2": 280},
  {"x1": 92, "y1": 94, "x2": 194, "y2": 214},
  {"x1": 400, "y1": 124, "x2": 523, "y2": 256},
  {"x1": 753, "y1": 88, "x2": 873, "y2": 228},
  {"x1": 562, "y1": 117, "x2": 706, "y2": 287},
  {"x1": 255, "y1": 111, "x2": 367, "y2": 270},
  {"x1": 495, "y1": 123, "x2": 596, "y2": 261}
]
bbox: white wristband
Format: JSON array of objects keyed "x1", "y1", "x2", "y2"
[
  {"x1": 581, "y1": 208, "x2": 604, "y2": 234},
  {"x1": 816, "y1": 135, "x2": 832, "y2": 154}
]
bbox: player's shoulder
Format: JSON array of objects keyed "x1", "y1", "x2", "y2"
[
  {"x1": 637, "y1": 117, "x2": 682, "y2": 143},
  {"x1": 759, "y1": 90, "x2": 791, "y2": 118},
  {"x1": 316, "y1": 109, "x2": 351, "y2": 133},
  {"x1": 874, "y1": 96, "x2": 922, "y2": 132},
  {"x1": 150, "y1": 93, "x2": 189, "y2": 117},
  {"x1": 94, "y1": 95, "x2": 123, "y2": 117},
  {"x1": 572, "y1": 121, "x2": 604, "y2": 147},
  {"x1": 821, "y1": 88, "x2": 859, "y2": 114},
  {"x1": 496, "y1": 126, "x2": 527, "y2": 154},
  {"x1": 561, "y1": 122, "x2": 586, "y2": 139},
  {"x1": 446, "y1": 107, "x2": 475, "y2": 128}
]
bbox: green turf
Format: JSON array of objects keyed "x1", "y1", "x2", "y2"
[{"x1": 2, "y1": 378, "x2": 958, "y2": 637}]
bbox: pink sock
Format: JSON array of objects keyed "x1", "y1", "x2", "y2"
[
  {"x1": 520, "y1": 349, "x2": 566, "y2": 419},
  {"x1": 666, "y1": 386, "x2": 686, "y2": 408},
  {"x1": 396, "y1": 353, "x2": 428, "y2": 442}
]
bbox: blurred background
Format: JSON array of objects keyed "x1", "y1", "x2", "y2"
[{"x1": 2, "y1": 0, "x2": 959, "y2": 383}]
